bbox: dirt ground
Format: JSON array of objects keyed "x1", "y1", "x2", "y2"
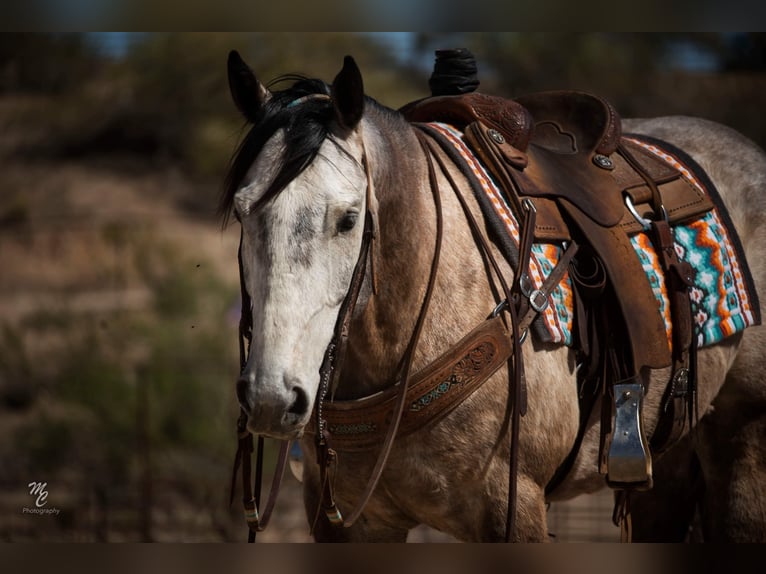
[{"x1": 246, "y1": 469, "x2": 621, "y2": 543}]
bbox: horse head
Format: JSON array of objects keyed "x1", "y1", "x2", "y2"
[{"x1": 223, "y1": 52, "x2": 371, "y2": 439}]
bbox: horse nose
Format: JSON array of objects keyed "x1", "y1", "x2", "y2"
[{"x1": 287, "y1": 385, "x2": 309, "y2": 420}]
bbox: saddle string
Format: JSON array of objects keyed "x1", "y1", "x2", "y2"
[{"x1": 613, "y1": 489, "x2": 633, "y2": 543}]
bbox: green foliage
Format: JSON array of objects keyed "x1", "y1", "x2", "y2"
[
  {"x1": 463, "y1": 33, "x2": 664, "y2": 97},
  {"x1": 453, "y1": 33, "x2": 766, "y2": 149},
  {"x1": 15, "y1": 415, "x2": 76, "y2": 474},
  {"x1": 0, "y1": 231, "x2": 239, "y2": 488},
  {"x1": 2, "y1": 33, "x2": 427, "y2": 186}
]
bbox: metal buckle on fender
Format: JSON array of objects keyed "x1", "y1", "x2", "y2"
[{"x1": 605, "y1": 382, "x2": 653, "y2": 490}]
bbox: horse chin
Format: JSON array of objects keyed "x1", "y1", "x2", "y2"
[
  {"x1": 251, "y1": 428, "x2": 306, "y2": 441},
  {"x1": 246, "y1": 417, "x2": 310, "y2": 441}
]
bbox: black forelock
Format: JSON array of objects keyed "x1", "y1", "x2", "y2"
[{"x1": 219, "y1": 76, "x2": 334, "y2": 226}]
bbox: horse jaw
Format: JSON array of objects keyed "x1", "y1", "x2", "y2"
[{"x1": 235, "y1": 130, "x2": 368, "y2": 439}]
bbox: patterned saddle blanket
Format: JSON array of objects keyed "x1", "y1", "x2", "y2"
[{"x1": 425, "y1": 121, "x2": 760, "y2": 350}]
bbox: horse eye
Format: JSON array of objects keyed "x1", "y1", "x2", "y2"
[{"x1": 337, "y1": 210, "x2": 359, "y2": 233}]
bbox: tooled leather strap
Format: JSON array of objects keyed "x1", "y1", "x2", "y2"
[{"x1": 619, "y1": 143, "x2": 697, "y2": 452}]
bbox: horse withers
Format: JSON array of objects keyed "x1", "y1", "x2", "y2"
[{"x1": 221, "y1": 51, "x2": 766, "y2": 542}]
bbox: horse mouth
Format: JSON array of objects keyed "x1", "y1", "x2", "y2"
[{"x1": 246, "y1": 420, "x2": 307, "y2": 441}]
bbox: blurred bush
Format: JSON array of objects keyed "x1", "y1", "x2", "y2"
[
  {"x1": 0, "y1": 34, "x2": 100, "y2": 94},
  {"x1": 2, "y1": 33, "x2": 426, "y2": 216},
  {"x1": 455, "y1": 33, "x2": 766, "y2": 149},
  {"x1": 0, "y1": 228, "x2": 241, "y2": 540}
]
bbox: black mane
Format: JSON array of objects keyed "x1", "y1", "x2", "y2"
[{"x1": 219, "y1": 76, "x2": 333, "y2": 225}]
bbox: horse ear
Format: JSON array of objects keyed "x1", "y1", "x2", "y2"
[
  {"x1": 331, "y1": 56, "x2": 364, "y2": 130},
  {"x1": 227, "y1": 50, "x2": 271, "y2": 123}
]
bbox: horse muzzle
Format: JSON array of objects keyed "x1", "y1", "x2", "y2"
[{"x1": 236, "y1": 374, "x2": 312, "y2": 439}]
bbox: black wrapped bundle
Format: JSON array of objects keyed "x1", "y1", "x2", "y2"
[{"x1": 428, "y1": 48, "x2": 480, "y2": 96}]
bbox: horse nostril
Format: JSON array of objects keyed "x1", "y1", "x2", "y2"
[
  {"x1": 288, "y1": 386, "x2": 309, "y2": 417},
  {"x1": 236, "y1": 378, "x2": 252, "y2": 412}
]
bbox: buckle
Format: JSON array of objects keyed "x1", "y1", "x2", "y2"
[{"x1": 519, "y1": 273, "x2": 534, "y2": 298}]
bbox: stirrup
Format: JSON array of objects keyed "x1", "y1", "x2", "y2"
[{"x1": 605, "y1": 382, "x2": 653, "y2": 489}]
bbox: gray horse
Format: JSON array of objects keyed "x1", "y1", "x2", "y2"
[{"x1": 223, "y1": 52, "x2": 766, "y2": 542}]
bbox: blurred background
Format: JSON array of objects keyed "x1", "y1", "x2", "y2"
[{"x1": 0, "y1": 32, "x2": 764, "y2": 542}]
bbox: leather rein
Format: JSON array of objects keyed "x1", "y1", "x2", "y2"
[{"x1": 230, "y1": 124, "x2": 576, "y2": 542}]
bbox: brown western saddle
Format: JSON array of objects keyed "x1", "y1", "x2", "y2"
[{"x1": 401, "y1": 89, "x2": 712, "y2": 490}]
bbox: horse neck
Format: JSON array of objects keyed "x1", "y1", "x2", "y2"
[{"x1": 337, "y1": 115, "x2": 438, "y2": 399}]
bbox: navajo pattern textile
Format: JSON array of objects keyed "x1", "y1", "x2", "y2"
[{"x1": 427, "y1": 122, "x2": 760, "y2": 349}]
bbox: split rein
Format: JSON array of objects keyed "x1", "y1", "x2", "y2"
[{"x1": 229, "y1": 125, "x2": 577, "y2": 542}]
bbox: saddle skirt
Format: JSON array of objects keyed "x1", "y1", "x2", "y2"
[{"x1": 423, "y1": 121, "x2": 760, "y2": 350}]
